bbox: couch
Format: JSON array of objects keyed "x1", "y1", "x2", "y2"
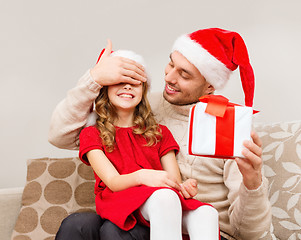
[{"x1": 1, "y1": 120, "x2": 301, "y2": 240}]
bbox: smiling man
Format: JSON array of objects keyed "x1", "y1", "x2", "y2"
[
  {"x1": 163, "y1": 51, "x2": 214, "y2": 105},
  {"x1": 49, "y1": 28, "x2": 271, "y2": 240}
]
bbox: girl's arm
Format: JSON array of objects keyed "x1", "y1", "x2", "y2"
[
  {"x1": 161, "y1": 150, "x2": 198, "y2": 198},
  {"x1": 87, "y1": 149, "x2": 140, "y2": 192},
  {"x1": 160, "y1": 150, "x2": 182, "y2": 184},
  {"x1": 87, "y1": 149, "x2": 180, "y2": 192}
]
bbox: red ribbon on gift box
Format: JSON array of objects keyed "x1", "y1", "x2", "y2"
[{"x1": 188, "y1": 95, "x2": 258, "y2": 158}]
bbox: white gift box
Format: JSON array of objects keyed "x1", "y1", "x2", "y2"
[{"x1": 188, "y1": 95, "x2": 254, "y2": 159}]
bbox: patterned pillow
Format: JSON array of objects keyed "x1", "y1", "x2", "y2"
[
  {"x1": 255, "y1": 121, "x2": 301, "y2": 240},
  {"x1": 11, "y1": 157, "x2": 95, "y2": 240}
]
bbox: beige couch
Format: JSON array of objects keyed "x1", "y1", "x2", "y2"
[{"x1": 1, "y1": 120, "x2": 301, "y2": 240}]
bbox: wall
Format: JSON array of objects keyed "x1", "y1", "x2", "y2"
[{"x1": 1, "y1": 0, "x2": 301, "y2": 188}]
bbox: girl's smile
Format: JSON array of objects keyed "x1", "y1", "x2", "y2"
[
  {"x1": 117, "y1": 92, "x2": 135, "y2": 99},
  {"x1": 108, "y1": 83, "x2": 143, "y2": 113}
]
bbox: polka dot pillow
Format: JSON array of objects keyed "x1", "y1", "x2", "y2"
[{"x1": 11, "y1": 157, "x2": 96, "y2": 240}]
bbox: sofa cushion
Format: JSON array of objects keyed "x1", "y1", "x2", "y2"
[
  {"x1": 0, "y1": 188, "x2": 23, "y2": 240},
  {"x1": 11, "y1": 157, "x2": 95, "y2": 240},
  {"x1": 255, "y1": 121, "x2": 301, "y2": 239}
]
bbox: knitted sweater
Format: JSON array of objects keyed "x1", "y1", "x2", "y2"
[{"x1": 49, "y1": 70, "x2": 271, "y2": 240}]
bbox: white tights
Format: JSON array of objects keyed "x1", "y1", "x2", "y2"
[{"x1": 140, "y1": 189, "x2": 219, "y2": 240}]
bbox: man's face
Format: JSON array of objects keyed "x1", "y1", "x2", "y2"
[{"x1": 163, "y1": 51, "x2": 214, "y2": 105}]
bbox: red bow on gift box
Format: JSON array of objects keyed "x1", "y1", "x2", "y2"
[{"x1": 188, "y1": 95, "x2": 258, "y2": 159}]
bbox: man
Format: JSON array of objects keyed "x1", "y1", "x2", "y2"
[{"x1": 49, "y1": 28, "x2": 271, "y2": 240}]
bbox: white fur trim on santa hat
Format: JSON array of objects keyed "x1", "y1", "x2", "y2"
[
  {"x1": 111, "y1": 50, "x2": 146, "y2": 67},
  {"x1": 172, "y1": 35, "x2": 231, "y2": 90}
]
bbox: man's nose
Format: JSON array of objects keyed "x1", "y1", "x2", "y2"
[{"x1": 165, "y1": 68, "x2": 177, "y2": 84}]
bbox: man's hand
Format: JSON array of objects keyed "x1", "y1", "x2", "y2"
[
  {"x1": 235, "y1": 131, "x2": 263, "y2": 190},
  {"x1": 180, "y1": 179, "x2": 198, "y2": 199},
  {"x1": 137, "y1": 169, "x2": 181, "y2": 191},
  {"x1": 90, "y1": 39, "x2": 147, "y2": 86}
]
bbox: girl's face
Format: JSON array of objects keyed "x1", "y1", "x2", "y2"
[{"x1": 107, "y1": 83, "x2": 143, "y2": 113}]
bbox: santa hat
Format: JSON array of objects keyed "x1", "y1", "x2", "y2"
[
  {"x1": 97, "y1": 48, "x2": 145, "y2": 64},
  {"x1": 86, "y1": 49, "x2": 149, "y2": 127},
  {"x1": 172, "y1": 28, "x2": 255, "y2": 107}
]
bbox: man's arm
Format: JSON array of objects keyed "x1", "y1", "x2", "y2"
[
  {"x1": 225, "y1": 131, "x2": 272, "y2": 239},
  {"x1": 48, "y1": 70, "x2": 101, "y2": 149},
  {"x1": 225, "y1": 162, "x2": 271, "y2": 239}
]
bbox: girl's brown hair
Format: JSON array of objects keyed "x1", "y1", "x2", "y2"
[{"x1": 95, "y1": 82, "x2": 162, "y2": 152}]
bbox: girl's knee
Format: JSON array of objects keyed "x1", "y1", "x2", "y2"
[
  {"x1": 141, "y1": 189, "x2": 181, "y2": 220},
  {"x1": 197, "y1": 205, "x2": 219, "y2": 220},
  {"x1": 152, "y1": 189, "x2": 180, "y2": 207}
]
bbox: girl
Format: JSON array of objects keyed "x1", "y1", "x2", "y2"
[{"x1": 79, "y1": 50, "x2": 220, "y2": 240}]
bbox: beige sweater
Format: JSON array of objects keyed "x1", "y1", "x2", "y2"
[{"x1": 49, "y1": 70, "x2": 271, "y2": 240}]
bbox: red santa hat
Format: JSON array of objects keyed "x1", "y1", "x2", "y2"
[{"x1": 172, "y1": 28, "x2": 255, "y2": 107}]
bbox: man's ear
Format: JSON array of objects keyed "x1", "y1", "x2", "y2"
[{"x1": 205, "y1": 83, "x2": 215, "y2": 95}]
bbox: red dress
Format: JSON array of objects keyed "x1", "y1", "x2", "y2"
[{"x1": 79, "y1": 125, "x2": 210, "y2": 231}]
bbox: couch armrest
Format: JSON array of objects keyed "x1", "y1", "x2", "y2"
[{"x1": 0, "y1": 187, "x2": 23, "y2": 240}]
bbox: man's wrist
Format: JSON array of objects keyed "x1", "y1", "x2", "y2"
[
  {"x1": 243, "y1": 176, "x2": 263, "y2": 192},
  {"x1": 87, "y1": 69, "x2": 102, "y2": 91}
]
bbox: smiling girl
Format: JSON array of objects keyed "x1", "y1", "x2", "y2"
[{"x1": 79, "y1": 50, "x2": 219, "y2": 240}]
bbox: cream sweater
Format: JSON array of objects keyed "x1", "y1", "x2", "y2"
[{"x1": 49, "y1": 70, "x2": 271, "y2": 240}]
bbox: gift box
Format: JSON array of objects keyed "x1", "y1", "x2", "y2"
[{"x1": 188, "y1": 95, "x2": 257, "y2": 159}]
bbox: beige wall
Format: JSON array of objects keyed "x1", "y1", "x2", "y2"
[{"x1": 1, "y1": 0, "x2": 301, "y2": 188}]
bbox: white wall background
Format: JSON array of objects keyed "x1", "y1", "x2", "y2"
[{"x1": 1, "y1": 0, "x2": 301, "y2": 189}]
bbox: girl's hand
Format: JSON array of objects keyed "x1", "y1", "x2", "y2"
[
  {"x1": 90, "y1": 39, "x2": 147, "y2": 86},
  {"x1": 180, "y1": 179, "x2": 198, "y2": 199},
  {"x1": 137, "y1": 169, "x2": 181, "y2": 191}
]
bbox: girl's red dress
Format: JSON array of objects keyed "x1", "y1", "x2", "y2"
[{"x1": 79, "y1": 125, "x2": 210, "y2": 231}]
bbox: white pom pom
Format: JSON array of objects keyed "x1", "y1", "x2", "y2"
[{"x1": 85, "y1": 111, "x2": 98, "y2": 127}]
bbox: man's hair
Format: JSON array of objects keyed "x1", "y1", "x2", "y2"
[{"x1": 95, "y1": 82, "x2": 162, "y2": 152}]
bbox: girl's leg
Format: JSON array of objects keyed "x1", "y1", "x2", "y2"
[
  {"x1": 140, "y1": 189, "x2": 182, "y2": 240},
  {"x1": 182, "y1": 205, "x2": 219, "y2": 240}
]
